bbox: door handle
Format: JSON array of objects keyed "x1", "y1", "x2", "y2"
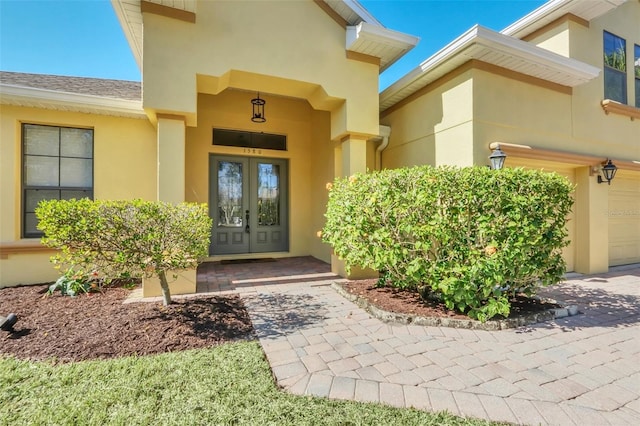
[{"x1": 245, "y1": 210, "x2": 250, "y2": 233}]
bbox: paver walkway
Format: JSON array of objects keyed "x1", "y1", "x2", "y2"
[{"x1": 200, "y1": 259, "x2": 640, "y2": 425}]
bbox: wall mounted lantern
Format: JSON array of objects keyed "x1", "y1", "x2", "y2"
[
  {"x1": 597, "y1": 159, "x2": 618, "y2": 185},
  {"x1": 251, "y1": 93, "x2": 266, "y2": 123},
  {"x1": 489, "y1": 144, "x2": 507, "y2": 170}
]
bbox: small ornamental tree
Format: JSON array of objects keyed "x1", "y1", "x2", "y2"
[
  {"x1": 36, "y1": 199, "x2": 212, "y2": 306},
  {"x1": 322, "y1": 166, "x2": 574, "y2": 321}
]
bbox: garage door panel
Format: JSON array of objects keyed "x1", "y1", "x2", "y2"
[{"x1": 609, "y1": 175, "x2": 640, "y2": 267}]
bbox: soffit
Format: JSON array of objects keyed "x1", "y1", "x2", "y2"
[
  {"x1": 502, "y1": 0, "x2": 627, "y2": 39},
  {"x1": 379, "y1": 25, "x2": 600, "y2": 113}
]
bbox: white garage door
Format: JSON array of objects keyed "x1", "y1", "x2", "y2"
[{"x1": 609, "y1": 174, "x2": 640, "y2": 266}]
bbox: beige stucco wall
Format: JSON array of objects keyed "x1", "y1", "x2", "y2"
[
  {"x1": 0, "y1": 104, "x2": 156, "y2": 287},
  {"x1": 142, "y1": 0, "x2": 380, "y2": 139},
  {"x1": 380, "y1": 70, "x2": 474, "y2": 169}
]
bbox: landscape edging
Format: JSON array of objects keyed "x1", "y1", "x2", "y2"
[{"x1": 331, "y1": 281, "x2": 568, "y2": 331}]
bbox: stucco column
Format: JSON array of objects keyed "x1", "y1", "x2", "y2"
[
  {"x1": 332, "y1": 134, "x2": 374, "y2": 278},
  {"x1": 340, "y1": 134, "x2": 368, "y2": 176},
  {"x1": 157, "y1": 115, "x2": 186, "y2": 203},
  {"x1": 574, "y1": 166, "x2": 609, "y2": 274}
]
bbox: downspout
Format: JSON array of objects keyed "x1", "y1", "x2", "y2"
[{"x1": 374, "y1": 125, "x2": 391, "y2": 171}]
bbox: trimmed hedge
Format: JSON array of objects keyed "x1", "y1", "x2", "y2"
[
  {"x1": 322, "y1": 166, "x2": 574, "y2": 321},
  {"x1": 36, "y1": 199, "x2": 212, "y2": 305}
]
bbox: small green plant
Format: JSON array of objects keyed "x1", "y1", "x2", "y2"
[{"x1": 48, "y1": 268, "x2": 100, "y2": 297}]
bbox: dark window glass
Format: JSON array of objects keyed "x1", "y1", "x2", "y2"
[
  {"x1": 603, "y1": 31, "x2": 627, "y2": 104},
  {"x1": 22, "y1": 124, "x2": 93, "y2": 237},
  {"x1": 213, "y1": 129, "x2": 286, "y2": 151}
]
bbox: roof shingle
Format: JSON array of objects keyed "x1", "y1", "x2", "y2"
[{"x1": 0, "y1": 71, "x2": 141, "y2": 101}]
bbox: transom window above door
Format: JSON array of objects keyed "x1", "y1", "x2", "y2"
[{"x1": 213, "y1": 128, "x2": 287, "y2": 151}]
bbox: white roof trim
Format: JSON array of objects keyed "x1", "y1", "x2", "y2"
[
  {"x1": 347, "y1": 22, "x2": 420, "y2": 71},
  {"x1": 342, "y1": 0, "x2": 383, "y2": 26},
  {"x1": 380, "y1": 25, "x2": 600, "y2": 112},
  {"x1": 502, "y1": 0, "x2": 627, "y2": 39},
  {"x1": 0, "y1": 84, "x2": 146, "y2": 119}
]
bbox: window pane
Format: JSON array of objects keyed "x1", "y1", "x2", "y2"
[
  {"x1": 24, "y1": 155, "x2": 59, "y2": 186},
  {"x1": 604, "y1": 68, "x2": 627, "y2": 103},
  {"x1": 25, "y1": 189, "x2": 60, "y2": 212},
  {"x1": 24, "y1": 213, "x2": 41, "y2": 236},
  {"x1": 24, "y1": 124, "x2": 59, "y2": 156},
  {"x1": 61, "y1": 128, "x2": 93, "y2": 158},
  {"x1": 218, "y1": 161, "x2": 243, "y2": 227},
  {"x1": 604, "y1": 31, "x2": 626, "y2": 72},
  {"x1": 60, "y1": 158, "x2": 92, "y2": 187},
  {"x1": 61, "y1": 189, "x2": 92, "y2": 200},
  {"x1": 257, "y1": 163, "x2": 280, "y2": 226},
  {"x1": 213, "y1": 129, "x2": 286, "y2": 151}
]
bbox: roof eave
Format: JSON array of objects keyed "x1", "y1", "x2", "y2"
[
  {"x1": 0, "y1": 84, "x2": 146, "y2": 119},
  {"x1": 347, "y1": 22, "x2": 420, "y2": 72},
  {"x1": 501, "y1": 0, "x2": 627, "y2": 39},
  {"x1": 380, "y1": 25, "x2": 600, "y2": 112},
  {"x1": 111, "y1": 0, "x2": 142, "y2": 71}
]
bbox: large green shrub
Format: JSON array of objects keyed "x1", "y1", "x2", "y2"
[
  {"x1": 36, "y1": 199, "x2": 212, "y2": 305},
  {"x1": 322, "y1": 166, "x2": 574, "y2": 321}
]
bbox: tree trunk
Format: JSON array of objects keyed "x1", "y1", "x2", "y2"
[{"x1": 158, "y1": 270, "x2": 172, "y2": 306}]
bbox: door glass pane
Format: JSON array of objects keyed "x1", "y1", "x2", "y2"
[
  {"x1": 257, "y1": 163, "x2": 280, "y2": 226},
  {"x1": 218, "y1": 161, "x2": 243, "y2": 227},
  {"x1": 24, "y1": 124, "x2": 59, "y2": 156},
  {"x1": 60, "y1": 158, "x2": 92, "y2": 187},
  {"x1": 24, "y1": 155, "x2": 59, "y2": 186},
  {"x1": 61, "y1": 128, "x2": 93, "y2": 158}
]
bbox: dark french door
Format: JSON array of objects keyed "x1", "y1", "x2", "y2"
[{"x1": 209, "y1": 155, "x2": 289, "y2": 255}]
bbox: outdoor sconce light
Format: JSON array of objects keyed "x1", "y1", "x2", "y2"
[
  {"x1": 597, "y1": 159, "x2": 618, "y2": 185},
  {"x1": 251, "y1": 93, "x2": 266, "y2": 123},
  {"x1": 489, "y1": 144, "x2": 507, "y2": 170}
]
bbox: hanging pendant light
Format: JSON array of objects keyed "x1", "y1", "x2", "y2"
[{"x1": 251, "y1": 93, "x2": 266, "y2": 123}]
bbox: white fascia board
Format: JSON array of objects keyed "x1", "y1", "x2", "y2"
[
  {"x1": 342, "y1": 0, "x2": 384, "y2": 26},
  {"x1": 501, "y1": 0, "x2": 572, "y2": 37},
  {"x1": 0, "y1": 84, "x2": 146, "y2": 118},
  {"x1": 501, "y1": 0, "x2": 627, "y2": 38},
  {"x1": 381, "y1": 25, "x2": 600, "y2": 107},
  {"x1": 347, "y1": 21, "x2": 420, "y2": 50},
  {"x1": 110, "y1": 0, "x2": 142, "y2": 70}
]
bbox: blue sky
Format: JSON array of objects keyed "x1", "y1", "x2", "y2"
[{"x1": 1, "y1": 0, "x2": 546, "y2": 90}]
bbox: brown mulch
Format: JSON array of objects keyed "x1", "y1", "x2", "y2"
[
  {"x1": 1, "y1": 278, "x2": 558, "y2": 363},
  {"x1": 0, "y1": 283, "x2": 254, "y2": 363},
  {"x1": 342, "y1": 279, "x2": 559, "y2": 320}
]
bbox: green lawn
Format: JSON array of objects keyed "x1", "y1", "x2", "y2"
[{"x1": 1, "y1": 341, "x2": 502, "y2": 425}]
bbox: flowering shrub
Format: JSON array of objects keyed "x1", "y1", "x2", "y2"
[
  {"x1": 36, "y1": 199, "x2": 212, "y2": 305},
  {"x1": 322, "y1": 166, "x2": 574, "y2": 321}
]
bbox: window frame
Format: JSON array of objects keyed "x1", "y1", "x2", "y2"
[
  {"x1": 635, "y1": 44, "x2": 640, "y2": 107},
  {"x1": 603, "y1": 30, "x2": 627, "y2": 104},
  {"x1": 21, "y1": 123, "x2": 94, "y2": 238}
]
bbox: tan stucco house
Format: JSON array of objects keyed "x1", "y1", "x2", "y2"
[{"x1": 1, "y1": 0, "x2": 639, "y2": 290}]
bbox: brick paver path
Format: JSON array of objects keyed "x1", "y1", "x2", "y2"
[{"x1": 200, "y1": 258, "x2": 640, "y2": 425}]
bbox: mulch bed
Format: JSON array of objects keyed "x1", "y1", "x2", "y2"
[
  {"x1": 0, "y1": 283, "x2": 254, "y2": 363},
  {"x1": 1, "y1": 278, "x2": 559, "y2": 363},
  {"x1": 342, "y1": 279, "x2": 559, "y2": 320}
]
